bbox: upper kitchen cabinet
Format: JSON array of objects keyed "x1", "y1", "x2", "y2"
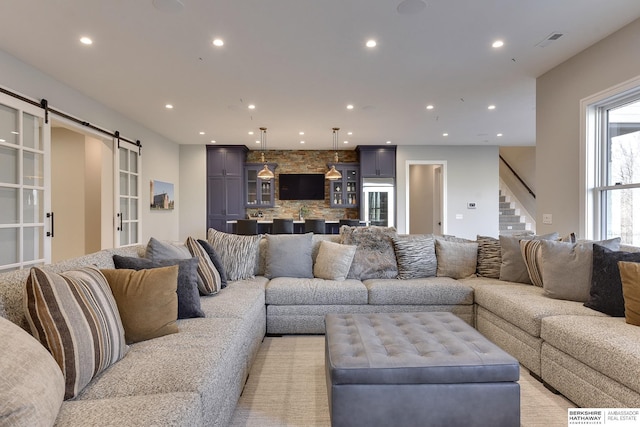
[{"x1": 356, "y1": 146, "x2": 397, "y2": 178}]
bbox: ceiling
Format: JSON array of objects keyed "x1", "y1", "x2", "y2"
[{"x1": 1, "y1": 0, "x2": 640, "y2": 150}]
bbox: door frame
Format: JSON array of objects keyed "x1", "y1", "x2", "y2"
[{"x1": 405, "y1": 160, "x2": 447, "y2": 235}]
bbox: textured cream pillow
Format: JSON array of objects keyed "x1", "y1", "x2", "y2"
[
  {"x1": 0, "y1": 317, "x2": 65, "y2": 425},
  {"x1": 435, "y1": 239, "x2": 478, "y2": 279},
  {"x1": 313, "y1": 241, "x2": 357, "y2": 281}
]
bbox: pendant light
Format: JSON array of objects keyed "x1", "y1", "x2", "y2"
[
  {"x1": 257, "y1": 127, "x2": 275, "y2": 180},
  {"x1": 325, "y1": 127, "x2": 343, "y2": 180}
]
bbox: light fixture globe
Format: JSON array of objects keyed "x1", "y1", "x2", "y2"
[
  {"x1": 325, "y1": 127, "x2": 343, "y2": 180},
  {"x1": 257, "y1": 127, "x2": 275, "y2": 180}
]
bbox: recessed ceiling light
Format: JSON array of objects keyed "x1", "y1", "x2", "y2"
[
  {"x1": 492, "y1": 40, "x2": 504, "y2": 48},
  {"x1": 443, "y1": 133, "x2": 449, "y2": 137},
  {"x1": 212, "y1": 38, "x2": 224, "y2": 47},
  {"x1": 0, "y1": 139, "x2": 5, "y2": 142},
  {"x1": 255, "y1": 140, "x2": 260, "y2": 144},
  {"x1": 80, "y1": 36, "x2": 93, "y2": 45},
  {"x1": 199, "y1": 131, "x2": 205, "y2": 135},
  {"x1": 248, "y1": 131, "x2": 254, "y2": 135},
  {"x1": 488, "y1": 105, "x2": 496, "y2": 110},
  {"x1": 11, "y1": 131, "x2": 19, "y2": 135},
  {"x1": 386, "y1": 140, "x2": 391, "y2": 144},
  {"x1": 497, "y1": 133, "x2": 503, "y2": 137},
  {"x1": 347, "y1": 131, "x2": 353, "y2": 135},
  {"x1": 165, "y1": 104, "x2": 174, "y2": 109},
  {"x1": 248, "y1": 104, "x2": 256, "y2": 110},
  {"x1": 299, "y1": 131, "x2": 304, "y2": 135},
  {"x1": 346, "y1": 104, "x2": 354, "y2": 110},
  {"x1": 210, "y1": 140, "x2": 216, "y2": 144},
  {"x1": 366, "y1": 40, "x2": 377, "y2": 48},
  {"x1": 343, "y1": 140, "x2": 349, "y2": 144},
  {"x1": 300, "y1": 140, "x2": 305, "y2": 144},
  {"x1": 426, "y1": 105, "x2": 434, "y2": 110}
]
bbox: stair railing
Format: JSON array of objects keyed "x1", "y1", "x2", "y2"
[{"x1": 499, "y1": 155, "x2": 536, "y2": 199}]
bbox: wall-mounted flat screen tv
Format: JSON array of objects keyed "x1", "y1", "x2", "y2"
[{"x1": 278, "y1": 173, "x2": 325, "y2": 200}]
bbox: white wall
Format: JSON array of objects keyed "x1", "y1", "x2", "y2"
[
  {"x1": 397, "y1": 145, "x2": 499, "y2": 239},
  {"x1": 179, "y1": 145, "x2": 207, "y2": 240},
  {"x1": 536, "y1": 18, "x2": 640, "y2": 238},
  {"x1": 1, "y1": 48, "x2": 181, "y2": 243}
]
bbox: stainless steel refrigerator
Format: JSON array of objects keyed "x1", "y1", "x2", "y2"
[{"x1": 361, "y1": 178, "x2": 395, "y2": 227}]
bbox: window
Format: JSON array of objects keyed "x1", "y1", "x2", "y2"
[{"x1": 587, "y1": 89, "x2": 640, "y2": 245}]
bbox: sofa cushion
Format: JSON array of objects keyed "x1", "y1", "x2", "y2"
[
  {"x1": 584, "y1": 245, "x2": 640, "y2": 317},
  {"x1": 24, "y1": 267, "x2": 128, "y2": 400},
  {"x1": 313, "y1": 240, "x2": 356, "y2": 281},
  {"x1": 392, "y1": 234, "x2": 437, "y2": 279},
  {"x1": 435, "y1": 239, "x2": 478, "y2": 279},
  {"x1": 112, "y1": 255, "x2": 204, "y2": 319},
  {"x1": 340, "y1": 226, "x2": 398, "y2": 280},
  {"x1": 0, "y1": 316, "x2": 64, "y2": 426},
  {"x1": 364, "y1": 277, "x2": 474, "y2": 305},
  {"x1": 197, "y1": 239, "x2": 228, "y2": 288},
  {"x1": 265, "y1": 233, "x2": 314, "y2": 279},
  {"x1": 619, "y1": 261, "x2": 640, "y2": 326},
  {"x1": 101, "y1": 267, "x2": 179, "y2": 344},
  {"x1": 476, "y1": 235, "x2": 501, "y2": 279},
  {"x1": 499, "y1": 233, "x2": 558, "y2": 284},
  {"x1": 207, "y1": 229, "x2": 262, "y2": 281},
  {"x1": 266, "y1": 277, "x2": 368, "y2": 305},
  {"x1": 541, "y1": 238, "x2": 621, "y2": 302},
  {"x1": 185, "y1": 236, "x2": 221, "y2": 295}
]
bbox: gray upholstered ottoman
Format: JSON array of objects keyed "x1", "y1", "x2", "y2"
[{"x1": 325, "y1": 312, "x2": 520, "y2": 427}]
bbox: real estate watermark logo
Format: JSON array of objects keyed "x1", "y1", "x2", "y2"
[{"x1": 568, "y1": 409, "x2": 640, "y2": 426}]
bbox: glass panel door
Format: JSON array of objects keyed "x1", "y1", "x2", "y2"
[
  {"x1": 0, "y1": 93, "x2": 50, "y2": 272},
  {"x1": 114, "y1": 139, "x2": 141, "y2": 247}
]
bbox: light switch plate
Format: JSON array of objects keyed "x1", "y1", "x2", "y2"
[{"x1": 455, "y1": 214, "x2": 463, "y2": 220}]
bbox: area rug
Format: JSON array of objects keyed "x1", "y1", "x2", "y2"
[{"x1": 229, "y1": 336, "x2": 574, "y2": 427}]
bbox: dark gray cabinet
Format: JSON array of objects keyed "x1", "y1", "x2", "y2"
[
  {"x1": 329, "y1": 163, "x2": 359, "y2": 208},
  {"x1": 206, "y1": 145, "x2": 248, "y2": 232},
  {"x1": 244, "y1": 163, "x2": 277, "y2": 207},
  {"x1": 357, "y1": 146, "x2": 396, "y2": 178}
]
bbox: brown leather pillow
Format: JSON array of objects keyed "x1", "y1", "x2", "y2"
[
  {"x1": 619, "y1": 261, "x2": 640, "y2": 327},
  {"x1": 101, "y1": 266, "x2": 179, "y2": 344}
]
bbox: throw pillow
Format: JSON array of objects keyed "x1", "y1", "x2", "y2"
[
  {"x1": 144, "y1": 237, "x2": 191, "y2": 261},
  {"x1": 619, "y1": 261, "x2": 640, "y2": 326},
  {"x1": 392, "y1": 234, "x2": 437, "y2": 279},
  {"x1": 499, "y1": 233, "x2": 559, "y2": 284},
  {"x1": 24, "y1": 267, "x2": 128, "y2": 400},
  {"x1": 207, "y1": 228, "x2": 262, "y2": 281},
  {"x1": 540, "y1": 238, "x2": 621, "y2": 302},
  {"x1": 340, "y1": 226, "x2": 399, "y2": 280},
  {"x1": 185, "y1": 236, "x2": 221, "y2": 295},
  {"x1": 313, "y1": 240, "x2": 357, "y2": 281},
  {"x1": 101, "y1": 266, "x2": 179, "y2": 344},
  {"x1": 197, "y1": 239, "x2": 228, "y2": 288},
  {"x1": 584, "y1": 245, "x2": 640, "y2": 316},
  {"x1": 0, "y1": 316, "x2": 65, "y2": 424},
  {"x1": 520, "y1": 233, "x2": 577, "y2": 287},
  {"x1": 112, "y1": 255, "x2": 204, "y2": 319},
  {"x1": 435, "y1": 239, "x2": 478, "y2": 279},
  {"x1": 476, "y1": 235, "x2": 501, "y2": 279},
  {"x1": 265, "y1": 233, "x2": 314, "y2": 279}
]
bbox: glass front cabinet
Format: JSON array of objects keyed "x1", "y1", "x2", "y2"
[
  {"x1": 244, "y1": 163, "x2": 277, "y2": 207},
  {"x1": 329, "y1": 163, "x2": 359, "y2": 208}
]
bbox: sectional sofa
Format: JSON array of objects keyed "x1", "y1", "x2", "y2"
[{"x1": 1, "y1": 227, "x2": 639, "y2": 426}]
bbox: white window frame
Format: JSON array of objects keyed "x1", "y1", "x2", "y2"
[{"x1": 580, "y1": 75, "x2": 640, "y2": 241}]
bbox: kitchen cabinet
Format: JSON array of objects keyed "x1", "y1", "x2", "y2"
[
  {"x1": 244, "y1": 163, "x2": 277, "y2": 207},
  {"x1": 206, "y1": 145, "x2": 248, "y2": 232},
  {"x1": 357, "y1": 146, "x2": 396, "y2": 178},
  {"x1": 328, "y1": 163, "x2": 359, "y2": 208}
]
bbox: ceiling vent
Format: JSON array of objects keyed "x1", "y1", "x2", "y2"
[{"x1": 536, "y1": 32, "x2": 564, "y2": 48}]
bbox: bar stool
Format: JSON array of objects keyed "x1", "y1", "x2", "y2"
[
  {"x1": 304, "y1": 219, "x2": 326, "y2": 234},
  {"x1": 236, "y1": 219, "x2": 258, "y2": 235},
  {"x1": 339, "y1": 219, "x2": 360, "y2": 227},
  {"x1": 272, "y1": 218, "x2": 294, "y2": 234}
]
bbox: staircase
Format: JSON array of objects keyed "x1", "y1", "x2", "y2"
[{"x1": 499, "y1": 190, "x2": 532, "y2": 236}]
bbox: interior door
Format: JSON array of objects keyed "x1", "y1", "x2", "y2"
[
  {"x1": 0, "y1": 93, "x2": 51, "y2": 271},
  {"x1": 114, "y1": 139, "x2": 141, "y2": 247}
]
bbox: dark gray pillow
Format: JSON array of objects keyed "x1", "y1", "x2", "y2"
[
  {"x1": 265, "y1": 233, "x2": 313, "y2": 279},
  {"x1": 112, "y1": 255, "x2": 204, "y2": 319},
  {"x1": 392, "y1": 234, "x2": 436, "y2": 279},
  {"x1": 584, "y1": 244, "x2": 640, "y2": 316},
  {"x1": 197, "y1": 239, "x2": 228, "y2": 288}
]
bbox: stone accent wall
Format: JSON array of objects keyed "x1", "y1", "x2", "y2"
[{"x1": 246, "y1": 150, "x2": 359, "y2": 221}]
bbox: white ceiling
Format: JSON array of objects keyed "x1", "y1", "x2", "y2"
[{"x1": 1, "y1": 0, "x2": 640, "y2": 150}]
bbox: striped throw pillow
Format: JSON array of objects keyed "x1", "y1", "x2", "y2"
[
  {"x1": 185, "y1": 236, "x2": 221, "y2": 295},
  {"x1": 520, "y1": 239, "x2": 544, "y2": 287},
  {"x1": 392, "y1": 234, "x2": 437, "y2": 279},
  {"x1": 207, "y1": 229, "x2": 262, "y2": 281},
  {"x1": 24, "y1": 267, "x2": 127, "y2": 400}
]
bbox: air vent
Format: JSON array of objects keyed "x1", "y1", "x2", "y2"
[{"x1": 536, "y1": 32, "x2": 564, "y2": 48}]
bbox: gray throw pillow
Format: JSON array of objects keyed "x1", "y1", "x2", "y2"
[
  {"x1": 541, "y1": 238, "x2": 621, "y2": 302},
  {"x1": 265, "y1": 233, "x2": 314, "y2": 279},
  {"x1": 112, "y1": 255, "x2": 205, "y2": 319},
  {"x1": 313, "y1": 241, "x2": 357, "y2": 281},
  {"x1": 340, "y1": 226, "x2": 398, "y2": 280},
  {"x1": 499, "y1": 232, "x2": 559, "y2": 284},
  {"x1": 435, "y1": 239, "x2": 478, "y2": 279},
  {"x1": 392, "y1": 234, "x2": 437, "y2": 279},
  {"x1": 197, "y1": 239, "x2": 228, "y2": 288},
  {"x1": 207, "y1": 229, "x2": 262, "y2": 281},
  {"x1": 144, "y1": 237, "x2": 191, "y2": 262}
]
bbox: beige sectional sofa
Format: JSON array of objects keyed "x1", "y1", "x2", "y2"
[{"x1": 1, "y1": 230, "x2": 640, "y2": 426}]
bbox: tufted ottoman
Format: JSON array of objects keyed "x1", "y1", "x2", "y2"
[{"x1": 324, "y1": 312, "x2": 520, "y2": 427}]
